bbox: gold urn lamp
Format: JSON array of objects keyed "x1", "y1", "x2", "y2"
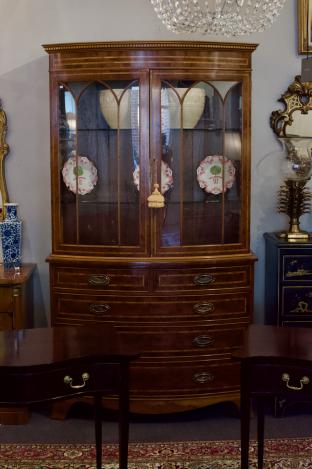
[{"x1": 277, "y1": 136, "x2": 312, "y2": 240}]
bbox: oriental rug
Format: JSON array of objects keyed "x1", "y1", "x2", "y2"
[{"x1": 0, "y1": 437, "x2": 312, "y2": 468}]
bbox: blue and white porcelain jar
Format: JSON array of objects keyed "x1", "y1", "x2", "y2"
[{"x1": 0, "y1": 203, "x2": 22, "y2": 269}]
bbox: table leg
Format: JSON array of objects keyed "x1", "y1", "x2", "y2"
[
  {"x1": 119, "y1": 362, "x2": 130, "y2": 469},
  {"x1": 94, "y1": 393, "x2": 103, "y2": 469},
  {"x1": 240, "y1": 363, "x2": 250, "y2": 469},
  {"x1": 257, "y1": 398, "x2": 265, "y2": 469}
]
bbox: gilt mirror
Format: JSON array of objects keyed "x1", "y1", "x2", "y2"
[
  {"x1": 270, "y1": 75, "x2": 312, "y2": 137},
  {"x1": 0, "y1": 101, "x2": 9, "y2": 220}
]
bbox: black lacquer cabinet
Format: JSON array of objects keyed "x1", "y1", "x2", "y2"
[{"x1": 264, "y1": 232, "x2": 312, "y2": 327}]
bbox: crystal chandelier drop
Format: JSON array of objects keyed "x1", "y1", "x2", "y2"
[{"x1": 150, "y1": 0, "x2": 286, "y2": 36}]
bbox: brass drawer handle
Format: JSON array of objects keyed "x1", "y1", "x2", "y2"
[
  {"x1": 193, "y1": 274, "x2": 215, "y2": 286},
  {"x1": 88, "y1": 274, "x2": 111, "y2": 286},
  {"x1": 64, "y1": 372, "x2": 90, "y2": 389},
  {"x1": 193, "y1": 302, "x2": 214, "y2": 315},
  {"x1": 282, "y1": 373, "x2": 310, "y2": 391},
  {"x1": 193, "y1": 372, "x2": 215, "y2": 384},
  {"x1": 89, "y1": 304, "x2": 111, "y2": 315},
  {"x1": 192, "y1": 335, "x2": 215, "y2": 347}
]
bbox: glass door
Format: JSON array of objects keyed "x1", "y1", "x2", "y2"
[
  {"x1": 150, "y1": 71, "x2": 248, "y2": 256},
  {"x1": 56, "y1": 72, "x2": 150, "y2": 256}
]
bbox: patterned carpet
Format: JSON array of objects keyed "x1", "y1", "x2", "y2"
[{"x1": 1, "y1": 438, "x2": 312, "y2": 468}]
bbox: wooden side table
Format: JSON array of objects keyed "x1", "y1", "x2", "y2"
[
  {"x1": 0, "y1": 263, "x2": 35, "y2": 423},
  {"x1": 234, "y1": 324, "x2": 312, "y2": 469},
  {"x1": 0, "y1": 324, "x2": 139, "y2": 469}
]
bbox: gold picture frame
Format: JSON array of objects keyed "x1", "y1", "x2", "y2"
[
  {"x1": 298, "y1": 0, "x2": 312, "y2": 54},
  {"x1": 0, "y1": 101, "x2": 9, "y2": 220}
]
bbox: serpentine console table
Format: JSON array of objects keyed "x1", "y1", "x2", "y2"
[
  {"x1": 234, "y1": 324, "x2": 312, "y2": 469},
  {"x1": 0, "y1": 324, "x2": 139, "y2": 469}
]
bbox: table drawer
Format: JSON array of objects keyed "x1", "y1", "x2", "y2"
[
  {"x1": 53, "y1": 292, "x2": 250, "y2": 323},
  {"x1": 51, "y1": 266, "x2": 150, "y2": 292},
  {"x1": 248, "y1": 363, "x2": 312, "y2": 399},
  {"x1": 0, "y1": 288, "x2": 13, "y2": 313},
  {"x1": 0, "y1": 362, "x2": 121, "y2": 404},
  {"x1": 154, "y1": 266, "x2": 250, "y2": 292},
  {"x1": 130, "y1": 359, "x2": 240, "y2": 394}
]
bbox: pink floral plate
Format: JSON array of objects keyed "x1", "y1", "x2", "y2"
[
  {"x1": 196, "y1": 155, "x2": 235, "y2": 195},
  {"x1": 62, "y1": 155, "x2": 98, "y2": 195},
  {"x1": 133, "y1": 160, "x2": 173, "y2": 194}
]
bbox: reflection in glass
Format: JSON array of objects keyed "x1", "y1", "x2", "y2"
[
  {"x1": 58, "y1": 81, "x2": 140, "y2": 248},
  {"x1": 159, "y1": 80, "x2": 242, "y2": 248}
]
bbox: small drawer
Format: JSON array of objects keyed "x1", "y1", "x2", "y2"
[
  {"x1": 282, "y1": 253, "x2": 312, "y2": 282},
  {"x1": 0, "y1": 363, "x2": 121, "y2": 404},
  {"x1": 281, "y1": 286, "x2": 312, "y2": 317},
  {"x1": 154, "y1": 267, "x2": 250, "y2": 292},
  {"x1": 130, "y1": 359, "x2": 240, "y2": 394},
  {"x1": 52, "y1": 266, "x2": 150, "y2": 292},
  {"x1": 0, "y1": 288, "x2": 13, "y2": 313},
  {"x1": 248, "y1": 363, "x2": 312, "y2": 399}
]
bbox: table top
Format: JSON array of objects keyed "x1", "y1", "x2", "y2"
[
  {"x1": 233, "y1": 324, "x2": 312, "y2": 363},
  {"x1": 0, "y1": 325, "x2": 140, "y2": 369},
  {"x1": 0, "y1": 263, "x2": 36, "y2": 284}
]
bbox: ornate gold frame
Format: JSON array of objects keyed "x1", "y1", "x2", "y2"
[
  {"x1": 270, "y1": 75, "x2": 312, "y2": 137},
  {"x1": 298, "y1": 0, "x2": 312, "y2": 54},
  {"x1": 0, "y1": 101, "x2": 9, "y2": 220}
]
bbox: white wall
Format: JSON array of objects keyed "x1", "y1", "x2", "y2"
[{"x1": 0, "y1": 0, "x2": 304, "y2": 325}]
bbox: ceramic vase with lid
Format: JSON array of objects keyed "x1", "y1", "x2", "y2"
[{"x1": 0, "y1": 203, "x2": 22, "y2": 269}]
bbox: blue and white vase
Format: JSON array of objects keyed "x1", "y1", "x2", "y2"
[{"x1": 0, "y1": 203, "x2": 22, "y2": 269}]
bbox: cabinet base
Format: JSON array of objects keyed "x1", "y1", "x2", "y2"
[
  {"x1": 0, "y1": 406, "x2": 29, "y2": 425},
  {"x1": 50, "y1": 392, "x2": 240, "y2": 419}
]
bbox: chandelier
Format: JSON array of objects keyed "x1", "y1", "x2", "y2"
[{"x1": 150, "y1": 0, "x2": 286, "y2": 36}]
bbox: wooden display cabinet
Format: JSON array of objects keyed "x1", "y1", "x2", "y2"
[{"x1": 44, "y1": 41, "x2": 257, "y2": 414}]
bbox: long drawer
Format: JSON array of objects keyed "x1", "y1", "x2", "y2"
[
  {"x1": 51, "y1": 315, "x2": 247, "y2": 355},
  {"x1": 129, "y1": 359, "x2": 240, "y2": 395},
  {"x1": 52, "y1": 292, "x2": 250, "y2": 323}
]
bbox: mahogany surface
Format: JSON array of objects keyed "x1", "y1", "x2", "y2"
[
  {"x1": 0, "y1": 324, "x2": 139, "y2": 469},
  {"x1": 234, "y1": 324, "x2": 312, "y2": 469}
]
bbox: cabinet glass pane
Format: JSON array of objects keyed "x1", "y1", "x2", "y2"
[
  {"x1": 160, "y1": 80, "x2": 242, "y2": 247},
  {"x1": 58, "y1": 80, "x2": 140, "y2": 246}
]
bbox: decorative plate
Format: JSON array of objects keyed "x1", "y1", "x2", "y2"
[
  {"x1": 62, "y1": 155, "x2": 98, "y2": 195},
  {"x1": 133, "y1": 160, "x2": 173, "y2": 194},
  {"x1": 196, "y1": 155, "x2": 235, "y2": 195}
]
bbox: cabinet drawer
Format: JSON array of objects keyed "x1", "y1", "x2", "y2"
[
  {"x1": 154, "y1": 266, "x2": 250, "y2": 292},
  {"x1": 248, "y1": 363, "x2": 312, "y2": 399},
  {"x1": 130, "y1": 359, "x2": 240, "y2": 394},
  {"x1": 281, "y1": 286, "x2": 312, "y2": 317},
  {"x1": 0, "y1": 363, "x2": 121, "y2": 404},
  {"x1": 282, "y1": 253, "x2": 312, "y2": 282},
  {"x1": 116, "y1": 326, "x2": 246, "y2": 354},
  {"x1": 52, "y1": 266, "x2": 150, "y2": 292},
  {"x1": 0, "y1": 288, "x2": 13, "y2": 313},
  {"x1": 53, "y1": 292, "x2": 250, "y2": 324}
]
